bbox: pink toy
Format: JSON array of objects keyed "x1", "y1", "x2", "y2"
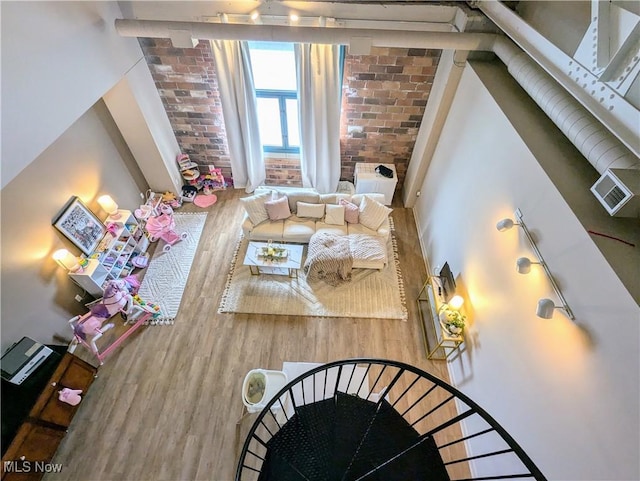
[
  {"x1": 145, "y1": 207, "x2": 188, "y2": 252},
  {"x1": 123, "y1": 274, "x2": 140, "y2": 294},
  {"x1": 194, "y1": 194, "x2": 217, "y2": 208},
  {"x1": 106, "y1": 222, "x2": 119, "y2": 237},
  {"x1": 69, "y1": 278, "x2": 155, "y2": 365},
  {"x1": 58, "y1": 388, "x2": 83, "y2": 406}
]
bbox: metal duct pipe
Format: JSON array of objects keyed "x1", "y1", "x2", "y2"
[
  {"x1": 114, "y1": 19, "x2": 497, "y2": 51},
  {"x1": 493, "y1": 37, "x2": 639, "y2": 173}
]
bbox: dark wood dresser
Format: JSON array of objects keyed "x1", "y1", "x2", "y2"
[{"x1": 1, "y1": 347, "x2": 97, "y2": 480}]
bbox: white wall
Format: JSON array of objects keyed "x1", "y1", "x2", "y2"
[
  {"x1": 414, "y1": 64, "x2": 639, "y2": 480},
  {"x1": 0, "y1": 104, "x2": 146, "y2": 353},
  {"x1": 0, "y1": 1, "x2": 143, "y2": 187},
  {"x1": 0, "y1": 2, "x2": 180, "y2": 352},
  {"x1": 103, "y1": 60, "x2": 183, "y2": 193}
]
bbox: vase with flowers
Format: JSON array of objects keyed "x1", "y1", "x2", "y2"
[
  {"x1": 439, "y1": 304, "x2": 466, "y2": 336},
  {"x1": 257, "y1": 240, "x2": 288, "y2": 262}
]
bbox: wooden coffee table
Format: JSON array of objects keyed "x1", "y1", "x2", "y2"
[{"x1": 243, "y1": 241, "x2": 304, "y2": 278}]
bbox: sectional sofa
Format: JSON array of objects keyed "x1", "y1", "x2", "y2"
[{"x1": 239, "y1": 187, "x2": 393, "y2": 269}]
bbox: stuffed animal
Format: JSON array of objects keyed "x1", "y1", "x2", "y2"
[
  {"x1": 106, "y1": 222, "x2": 120, "y2": 237},
  {"x1": 162, "y1": 191, "x2": 177, "y2": 203},
  {"x1": 160, "y1": 191, "x2": 181, "y2": 208},
  {"x1": 58, "y1": 388, "x2": 83, "y2": 406}
]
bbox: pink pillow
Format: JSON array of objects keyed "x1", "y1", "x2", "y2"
[
  {"x1": 264, "y1": 196, "x2": 291, "y2": 220},
  {"x1": 340, "y1": 199, "x2": 359, "y2": 224}
]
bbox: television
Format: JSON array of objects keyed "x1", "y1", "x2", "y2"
[
  {"x1": 438, "y1": 262, "x2": 456, "y2": 301},
  {"x1": 1, "y1": 337, "x2": 53, "y2": 385}
]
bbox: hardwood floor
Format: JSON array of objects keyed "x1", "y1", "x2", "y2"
[{"x1": 45, "y1": 188, "x2": 466, "y2": 481}]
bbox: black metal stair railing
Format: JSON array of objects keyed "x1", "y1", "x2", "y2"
[{"x1": 236, "y1": 358, "x2": 547, "y2": 481}]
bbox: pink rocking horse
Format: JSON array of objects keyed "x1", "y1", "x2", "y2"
[{"x1": 69, "y1": 276, "x2": 151, "y2": 364}]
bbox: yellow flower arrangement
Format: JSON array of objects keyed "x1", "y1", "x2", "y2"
[
  {"x1": 258, "y1": 241, "x2": 288, "y2": 261},
  {"x1": 439, "y1": 304, "x2": 466, "y2": 335}
]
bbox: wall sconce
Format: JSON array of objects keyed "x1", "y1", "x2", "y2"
[
  {"x1": 515, "y1": 256, "x2": 542, "y2": 274},
  {"x1": 97, "y1": 195, "x2": 121, "y2": 219},
  {"x1": 449, "y1": 295, "x2": 464, "y2": 310},
  {"x1": 496, "y1": 209, "x2": 575, "y2": 321},
  {"x1": 53, "y1": 249, "x2": 82, "y2": 272},
  {"x1": 536, "y1": 298, "x2": 570, "y2": 319},
  {"x1": 496, "y1": 218, "x2": 518, "y2": 231}
]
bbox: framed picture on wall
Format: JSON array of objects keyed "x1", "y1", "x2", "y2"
[{"x1": 52, "y1": 196, "x2": 106, "y2": 255}]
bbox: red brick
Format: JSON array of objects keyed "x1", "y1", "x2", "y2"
[{"x1": 142, "y1": 37, "x2": 439, "y2": 190}]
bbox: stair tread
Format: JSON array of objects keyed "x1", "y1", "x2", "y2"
[{"x1": 258, "y1": 392, "x2": 449, "y2": 481}]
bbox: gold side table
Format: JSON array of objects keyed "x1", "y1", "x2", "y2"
[{"x1": 417, "y1": 276, "x2": 464, "y2": 360}]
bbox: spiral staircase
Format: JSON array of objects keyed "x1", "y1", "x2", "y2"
[{"x1": 236, "y1": 359, "x2": 547, "y2": 481}]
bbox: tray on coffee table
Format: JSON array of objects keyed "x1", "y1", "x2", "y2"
[{"x1": 243, "y1": 241, "x2": 304, "y2": 277}]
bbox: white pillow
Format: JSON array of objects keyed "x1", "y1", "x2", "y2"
[
  {"x1": 319, "y1": 193, "x2": 352, "y2": 205},
  {"x1": 351, "y1": 193, "x2": 386, "y2": 207},
  {"x1": 297, "y1": 201, "x2": 325, "y2": 219},
  {"x1": 359, "y1": 195, "x2": 392, "y2": 231},
  {"x1": 240, "y1": 191, "x2": 272, "y2": 225},
  {"x1": 325, "y1": 204, "x2": 345, "y2": 226}
]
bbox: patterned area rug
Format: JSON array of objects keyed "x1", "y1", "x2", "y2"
[
  {"x1": 137, "y1": 212, "x2": 207, "y2": 325},
  {"x1": 218, "y1": 222, "x2": 407, "y2": 320}
]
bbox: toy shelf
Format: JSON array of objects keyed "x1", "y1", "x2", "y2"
[{"x1": 70, "y1": 210, "x2": 149, "y2": 297}]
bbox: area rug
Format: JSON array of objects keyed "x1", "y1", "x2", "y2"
[
  {"x1": 218, "y1": 221, "x2": 407, "y2": 320},
  {"x1": 137, "y1": 212, "x2": 207, "y2": 325}
]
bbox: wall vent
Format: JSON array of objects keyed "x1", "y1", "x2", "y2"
[{"x1": 591, "y1": 168, "x2": 640, "y2": 217}]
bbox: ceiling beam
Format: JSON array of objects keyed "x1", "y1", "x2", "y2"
[{"x1": 114, "y1": 19, "x2": 497, "y2": 50}]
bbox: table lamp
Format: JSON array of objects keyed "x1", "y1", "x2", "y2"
[
  {"x1": 53, "y1": 249, "x2": 82, "y2": 272},
  {"x1": 97, "y1": 195, "x2": 121, "y2": 219}
]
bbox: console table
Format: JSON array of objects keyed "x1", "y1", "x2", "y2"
[
  {"x1": 1, "y1": 348, "x2": 97, "y2": 480},
  {"x1": 354, "y1": 163, "x2": 397, "y2": 205},
  {"x1": 417, "y1": 277, "x2": 464, "y2": 360}
]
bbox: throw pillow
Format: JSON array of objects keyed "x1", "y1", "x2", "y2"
[
  {"x1": 340, "y1": 199, "x2": 359, "y2": 224},
  {"x1": 351, "y1": 193, "x2": 386, "y2": 206},
  {"x1": 284, "y1": 190, "x2": 320, "y2": 214},
  {"x1": 319, "y1": 193, "x2": 352, "y2": 205},
  {"x1": 359, "y1": 195, "x2": 392, "y2": 231},
  {"x1": 264, "y1": 195, "x2": 291, "y2": 221},
  {"x1": 297, "y1": 201, "x2": 325, "y2": 219},
  {"x1": 325, "y1": 204, "x2": 345, "y2": 226},
  {"x1": 240, "y1": 191, "x2": 272, "y2": 225}
]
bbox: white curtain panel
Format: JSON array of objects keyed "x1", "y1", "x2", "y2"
[
  {"x1": 295, "y1": 44, "x2": 342, "y2": 194},
  {"x1": 210, "y1": 40, "x2": 265, "y2": 193}
]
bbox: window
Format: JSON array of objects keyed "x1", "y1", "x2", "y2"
[{"x1": 248, "y1": 41, "x2": 299, "y2": 153}]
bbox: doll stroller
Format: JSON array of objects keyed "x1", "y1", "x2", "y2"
[{"x1": 145, "y1": 205, "x2": 188, "y2": 252}]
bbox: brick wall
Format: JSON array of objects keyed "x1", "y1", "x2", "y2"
[
  {"x1": 340, "y1": 47, "x2": 440, "y2": 191},
  {"x1": 265, "y1": 155, "x2": 302, "y2": 187},
  {"x1": 138, "y1": 38, "x2": 233, "y2": 181},
  {"x1": 139, "y1": 39, "x2": 440, "y2": 193}
]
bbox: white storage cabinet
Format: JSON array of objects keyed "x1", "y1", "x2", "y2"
[
  {"x1": 354, "y1": 163, "x2": 397, "y2": 205},
  {"x1": 69, "y1": 210, "x2": 149, "y2": 297}
]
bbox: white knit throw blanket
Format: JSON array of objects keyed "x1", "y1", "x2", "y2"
[{"x1": 303, "y1": 233, "x2": 353, "y2": 286}]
